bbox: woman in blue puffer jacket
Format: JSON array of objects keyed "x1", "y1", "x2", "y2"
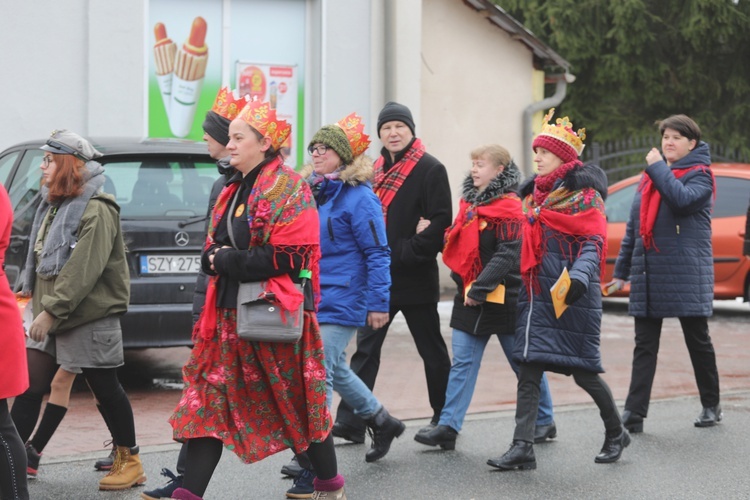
[
  {"x1": 284, "y1": 114, "x2": 404, "y2": 494},
  {"x1": 488, "y1": 109, "x2": 629, "y2": 472}
]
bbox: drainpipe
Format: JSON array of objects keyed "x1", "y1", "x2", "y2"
[
  {"x1": 521, "y1": 72, "x2": 575, "y2": 177},
  {"x1": 383, "y1": 0, "x2": 397, "y2": 101}
]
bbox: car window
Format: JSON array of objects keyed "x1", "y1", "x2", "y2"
[
  {"x1": 0, "y1": 150, "x2": 20, "y2": 185},
  {"x1": 7, "y1": 149, "x2": 44, "y2": 222},
  {"x1": 713, "y1": 175, "x2": 750, "y2": 218},
  {"x1": 102, "y1": 159, "x2": 219, "y2": 218},
  {"x1": 605, "y1": 182, "x2": 638, "y2": 223}
]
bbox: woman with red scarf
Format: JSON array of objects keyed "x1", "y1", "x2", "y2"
[
  {"x1": 488, "y1": 110, "x2": 629, "y2": 471},
  {"x1": 169, "y1": 100, "x2": 345, "y2": 500},
  {"x1": 609, "y1": 115, "x2": 721, "y2": 433},
  {"x1": 414, "y1": 144, "x2": 556, "y2": 452}
]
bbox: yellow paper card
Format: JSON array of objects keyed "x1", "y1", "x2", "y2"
[
  {"x1": 464, "y1": 281, "x2": 506, "y2": 304},
  {"x1": 550, "y1": 267, "x2": 571, "y2": 319}
]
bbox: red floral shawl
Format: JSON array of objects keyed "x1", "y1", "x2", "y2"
[
  {"x1": 521, "y1": 185, "x2": 607, "y2": 295},
  {"x1": 199, "y1": 156, "x2": 320, "y2": 341},
  {"x1": 443, "y1": 194, "x2": 524, "y2": 286}
]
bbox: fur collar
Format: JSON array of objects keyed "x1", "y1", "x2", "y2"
[
  {"x1": 462, "y1": 160, "x2": 522, "y2": 205},
  {"x1": 299, "y1": 155, "x2": 374, "y2": 186},
  {"x1": 519, "y1": 163, "x2": 608, "y2": 201}
]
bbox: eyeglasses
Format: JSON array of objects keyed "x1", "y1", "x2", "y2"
[
  {"x1": 41, "y1": 156, "x2": 54, "y2": 167},
  {"x1": 308, "y1": 145, "x2": 329, "y2": 156}
]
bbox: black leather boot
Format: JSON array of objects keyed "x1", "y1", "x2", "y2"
[
  {"x1": 487, "y1": 441, "x2": 536, "y2": 471},
  {"x1": 331, "y1": 421, "x2": 365, "y2": 444},
  {"x1": 414, "y1": 424, "x2": 458, "y2": 450},
  {"x1": 364, "y1": 407, "x2": 405, "y2": 462},
  {"x1": 595, "y1": 429, "x2": 631, "y2": 463},
  {"x1": 622, "y1": 410, "x2": 644, "y2": 433},
  {"x1": 694, "y1": 405, "x2": 723, "y2": 427}
]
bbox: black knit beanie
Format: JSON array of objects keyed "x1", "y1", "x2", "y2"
[
  {"x1": 202, "y1": 111, "x2": 230, "y2": 146},
  {"x1": 309, "y1": 125, "x2": 353, "y2": 165},
  {"x1": 377, "y1": 101, "x2": 415, "y2": 136}
]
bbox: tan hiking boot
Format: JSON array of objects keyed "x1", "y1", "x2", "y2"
[{"x1": 98, "y1": 445, "x2": 147, "y2": 490}]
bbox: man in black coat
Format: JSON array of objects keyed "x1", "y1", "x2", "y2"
[{"x1": 333, "y1": 102, "x2": 453, "y2": 443}]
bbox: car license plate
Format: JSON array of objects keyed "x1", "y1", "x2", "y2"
[{"x1": 140, "y1": 254, "x2": 201, "y2": 274}]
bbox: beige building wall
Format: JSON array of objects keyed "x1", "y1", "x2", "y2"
[{"x1": 420, "y1": 0, "x2": 541, "y2": 293}]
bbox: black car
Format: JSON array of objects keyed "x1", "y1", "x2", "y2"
[{"x1": 0, "y1": 137, "x2": 220, "y2": 348}]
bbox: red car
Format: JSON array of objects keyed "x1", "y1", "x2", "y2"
[{"x1": 603, "y1": 163, "x2": 750, "y2": 301}]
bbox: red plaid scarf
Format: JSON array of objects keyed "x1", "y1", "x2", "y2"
[
  {"x1": 373, "y1": 138, "x2": 426, "y2": 222},
  {"x1": 638, "y1": 165, "x2": 714, "y2": 250}
]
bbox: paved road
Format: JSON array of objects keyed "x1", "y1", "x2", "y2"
[
  {"x1": 27, "y1": 391, "x2": 750, "y2": 499},
  {"x1": 19, "y1": 298, "x2": 750, "y2": 498}
]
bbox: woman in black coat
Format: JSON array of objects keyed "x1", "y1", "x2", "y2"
[{"x1": 488, "y1": 110, "x2": 628, "y2": 471}]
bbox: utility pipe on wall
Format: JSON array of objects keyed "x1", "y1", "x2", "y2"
[{"x1": 521, "y1": 73, "x2": 575, "y2": 177}]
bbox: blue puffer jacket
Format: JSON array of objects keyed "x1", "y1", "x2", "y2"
[
  {"x1": 302, "y1": 157, "x2": 391, "y2": 326},
  {"x1": 514, "y1": 164, "x2": 609, "y2": 374},
  {"x1": 613, "y1": 142, "x2": 714, "y2": 318}
]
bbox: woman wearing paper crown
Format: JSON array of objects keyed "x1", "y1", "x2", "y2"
[
  {"x1": 11, "y1": 130, "x2": 145, "y2": 491},
  {"x1": 278, "y1": 114, "x2": 402, "y2": 494},
  {"x1": 487, "y1": 110, "x2": 630, "y2": 471},
  {"x1": 415, "y1": 144, "x2": 557, "y2": 452},
  {"x1": 169, "y1": 100, "x2": 346, "y2": 500},
  {"x1": 609, "y1": 115, "x2": 721, "y2": 433}
]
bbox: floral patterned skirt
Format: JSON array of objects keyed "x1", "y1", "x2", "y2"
[{"x1": 169, "y1": 308, "x2": 332, "y2": 463}]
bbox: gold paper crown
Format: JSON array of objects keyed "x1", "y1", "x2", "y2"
[
  {"x1": 538, "y1": 108, "x2": 586, "y2": 156},
  {"x1": 210, "y1": 87, "x2": 249, "y2": 121},
  {"x1": 237, "y1": 99, "x2": 291, "y2": 151},
  {"x1": 336, "y1": 113, "x2": 371, "y2": 158}
]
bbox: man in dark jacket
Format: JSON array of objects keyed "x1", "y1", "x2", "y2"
[
  {"x1": 333, "y1": 102, "x2": 453, "y2": 443},
  {"x1": 142, "y1": 89, "x2": 237, "y2": 500}
]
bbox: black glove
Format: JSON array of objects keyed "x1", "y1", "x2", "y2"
[{"x1": 564, "y1": 279, "x2": 586, "y2": 305}]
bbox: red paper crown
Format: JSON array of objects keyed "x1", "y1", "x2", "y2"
[
  {"x1": 210, "y1": 87, "x2": 249, "y2": 121},
  {"x1": 536, "y1": 108, "x2": 586, "y2": 156},
  {"x1": 336, "y1": 113, "x2": 371, "y2": 158},
  {"x1": 237, "y1": 99, "x2": 291, "y2": 151}
]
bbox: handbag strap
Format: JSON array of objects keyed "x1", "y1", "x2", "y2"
[{"x1": 226, "y1": 186, "x2": 242, "y2": 250}]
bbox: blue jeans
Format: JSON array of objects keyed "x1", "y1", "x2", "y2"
[
  {"x1": 439, "y1": 328, "x2": 555, "y2": 432},
  {"x1": 320, "y1": 323, "x2": 381, "y2": 418}
]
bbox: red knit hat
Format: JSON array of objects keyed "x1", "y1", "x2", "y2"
[{"x1": 532, "y1": 108, "x2": 586, "y2": 163}]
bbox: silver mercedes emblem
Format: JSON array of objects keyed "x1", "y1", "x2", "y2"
[{"x1": 175, "y1": 231, "x2": 190, "y2": 247}]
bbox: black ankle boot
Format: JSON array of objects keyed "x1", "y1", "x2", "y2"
[
  {"x1": 621, "y1": 410, "x2": 644, "y2": 433},
  {"x1": 487, "y1": 441, "x2": 536, "y2": 471},
  {"x1": 331, "y1": 421, "x2": 365, "y2": 444},
  {"x1": 364, "y1": 407, "x2": 405, "y2": 462},
  {"x1": 595, "y1": 429, "x2": 631, "y2": 463},
  {"x1": 414, "y1": 424, "x2": 458, "y2": 450}
]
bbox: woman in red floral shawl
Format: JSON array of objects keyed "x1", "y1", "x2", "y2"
[
  {"x1": 487, "y1": 109, "x2": 629, "y2": 472},
  {"x1": 169, "y1": 100, "x2": 345, "y2": 500}
]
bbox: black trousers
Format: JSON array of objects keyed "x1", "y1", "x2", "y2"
[
  {"x1": 625, "y1": 316, "x2": 720, "y2": 417},
  {"x1": 335, "y1": 303, "x2": 451, "y2": 433},
  {"x1": 0, "y1": 399, "x2": 29, "y2": 500},
  {"x1": 514, "y1": 362, "x2": 621, "y2": 443}
]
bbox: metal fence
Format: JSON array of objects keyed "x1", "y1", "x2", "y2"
[{"x1": 582, "y1": 136, "x2": 750, "y2": 184}]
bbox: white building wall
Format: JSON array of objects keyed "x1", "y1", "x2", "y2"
[{"x1": 422, "y1": 0, "x2": 536, "y2": 195}]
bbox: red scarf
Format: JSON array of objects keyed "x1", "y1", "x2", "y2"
[
  {"x1": 520, "y1": 184, "x2": 607, "y2": 295},
  {"x1": 443, "y1": 194, "x2": 524, "y2": 286},
  {"x1": 638, "y1": 165, "x2": 714, "y2": 250},
  {"x1": 533, "y1": 159, "x2": 581, "y2": 205},
  {"x1": 199, "y1": 156, "x2": 321, "y2": 341},
  {"x1": 373, "y1": 138, "x2": 426, "y2": 222}
]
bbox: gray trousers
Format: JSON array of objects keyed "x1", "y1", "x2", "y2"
[{"x1": 514, "y1": 362, "x2": 622, "y2": 443}]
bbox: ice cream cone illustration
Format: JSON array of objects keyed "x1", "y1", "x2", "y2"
[
  {"x1": 153, "y1": 22, "x2": 176, "y2": 117},
  {"x1": 169, "y1": 16, "x2": 208, "y2": 137}
]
